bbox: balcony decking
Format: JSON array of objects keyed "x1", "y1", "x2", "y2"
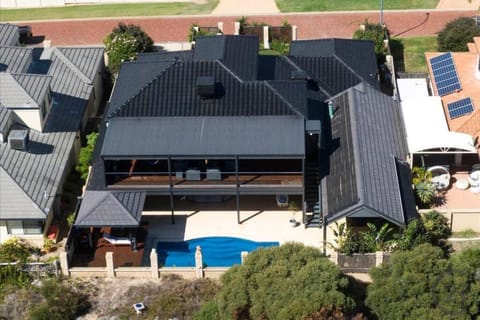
[{"x1": 108, "y1": 174, "x2": 303, "y2": 188}]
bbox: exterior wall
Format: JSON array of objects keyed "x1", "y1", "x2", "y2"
[
  {"x1": 0, "y1": 222, "x2": 45, "y2": 247},
  {"x1": 323, "y1": 217, "x2": 346, "y2": 255},
  {"x1": 13, "y1": 109, "x2": 41, "y2": 132},
  {"x1": 423, "y1": 209, "x2": 480, "y2": 232}
]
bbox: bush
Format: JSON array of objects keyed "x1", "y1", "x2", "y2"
[
  {"x1": 29, "y1": 279, "x2": 91, "y2": 320},
  {"x1": 0, "y1": 237, "x2": 34, "y2": 263},
  {"x1": 367, "y1": 244, "x2": 480, "y2": 319},
  {"x1": 353, "y1": 20, "x2": 388, "y2": 62},
  {"x1": 215, "y1": 243, "x2": 356, "y2": 319},
  {"x1": 438, "y1": 17, "x2": 480, "y2": 52},
  {"x1": 75, "y1": 132, "x2": 99, "y2": 181},
  {"x1": 104, "y1": 22, "x2": 154, "y2": 73}
]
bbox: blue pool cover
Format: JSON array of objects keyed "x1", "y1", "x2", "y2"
[{"x1": 156, "y1": 237, "x2": 279, "y2": 267}]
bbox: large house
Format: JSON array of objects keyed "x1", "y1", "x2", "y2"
[
  {"x1": 75, "y1": 36, "x2": 416, "y2": 247},
  {"x1": 0, "y1": 31, "x2": 104, "y2": 245}
]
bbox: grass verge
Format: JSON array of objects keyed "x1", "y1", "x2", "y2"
[
  {"x1": 390, "y1": 36, "x2": 438, "y2": 73},
  {"x1": 0, "y1": 0, "x2": 219, "y2": 22},
  {"x1": 275, "y1": 0, "x2": 439, "y2": 12}
]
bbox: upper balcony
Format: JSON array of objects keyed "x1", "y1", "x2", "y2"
[{"x1": 104, "y1": 159, "x2": 304, "y2": 194}]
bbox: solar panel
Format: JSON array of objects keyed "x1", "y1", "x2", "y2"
[
  {"x1": 429, "y1": 52, "x2": 461, "y2": 96},
  {"x1": 447, "y1": 97, "x2": 474, "y2": 119}
]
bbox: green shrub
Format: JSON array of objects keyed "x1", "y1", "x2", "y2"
[
  {"x1": 453, "y1": 228, "x2": 478, "y2": 238},
  {"x1": 29, "y1": 279, "x2": 91, "y2": 320},
  {"x1": 0, "y1": 237, "x2": 34, "y2": 263},
  {"x1": 75, "y1": 132, "x2": 99, "y2": 181},
  {"x1": 194, "y1": 301, "x2": 220, "y2": 320},
  {"x1": 103, "y1": 22, "x2": 154, "y2": 73},
  {"x1": 438, "y1": 17, "x2": 480, "y2": 52},
  {"x1": 353, "y1": 20, "x2": 388, "y2": 62}
]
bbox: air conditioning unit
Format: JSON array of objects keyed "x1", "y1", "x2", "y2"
[
  {"x1": 8, "y1": 129, "x2": 29, "y2": 151},
  {"x1": 196, "y1": 76, "x2": 215, "y2": 98}
]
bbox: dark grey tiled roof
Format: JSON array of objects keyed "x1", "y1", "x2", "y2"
[
  {"x1": 0, "y1": 24, "x2": 18, "y2": 46},
  {"x1": 289, "y1": 56, "x2": 362, "y2": 98},
  {"x1": 193, "y1": 35, "x2": 259, "y2": 81},
  {"x1": 75, "y1": 191, "x2": 145, "y2": 227},
  {"x1": 107, "y1": 60, "x2": 175, "y2": 117},
  {"x1": 108, "y1": 60, "x2": 297, "y2": 118},
  {"x1": 102, "y1": 116, "x2": 305, "y2": 158},
  {"x1": 136, "y1": 50, "x2": 193, "y2": 63},
  {"x1": 0, "y1": 129, "x2": 76, "y2": 220},
  {"x1": 12, "y1": 74, "x2": 52, "y2": 106},
  {"x1": 323, "y1": 83, "x2": 410, "y2": 226},
  {"x1": 0, "y1": 46, "x2": 32, "y2": 74},
  {"x1": 290, "y1": 38, "x2": 379, "y2": 87}
]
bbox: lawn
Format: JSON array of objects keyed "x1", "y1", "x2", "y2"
[
  {"x1": 390, "y1": 36, "x2": 438, "y2": 73},
  {"x1": 0, "y1": 0, "x2": 219, "y2": 22},
  {"x1": 275, "y1": 0, "x2": 439, "y2": 12}
]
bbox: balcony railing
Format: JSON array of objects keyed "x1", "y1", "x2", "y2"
[{"x1": 105, "y1": 170, "x2": 303, "y2": 188}]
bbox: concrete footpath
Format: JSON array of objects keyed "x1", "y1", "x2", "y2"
[{"x1": 212, "y1": 0, "x2": 279, "y2": 15}]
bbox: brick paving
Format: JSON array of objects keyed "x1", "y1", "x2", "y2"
[{"x1": 23, "y1": 9, "x2": 478, "y2": 46}]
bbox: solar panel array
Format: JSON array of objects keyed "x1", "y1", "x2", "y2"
[
  {"x1": 430, "y1": 52, "x2": 461, "y2": 96},
  {"x1": 447, "y1": 97, "x2": 474, "y2": 119}
]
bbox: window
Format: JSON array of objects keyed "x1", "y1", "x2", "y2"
[{"x1": 6, "y1": 220, "x2": 43, "y2": 235}]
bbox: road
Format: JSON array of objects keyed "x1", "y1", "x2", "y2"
[{"x1": 20, "y1": 9, "x2": 478, "y2": 46}]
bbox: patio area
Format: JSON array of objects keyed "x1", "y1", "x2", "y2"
[{"x1": 433, "y1": 171, "x2": 480, "y2": 210}]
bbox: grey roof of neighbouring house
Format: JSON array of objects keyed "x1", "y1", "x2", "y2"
[
  {"x1": 0, "y1": 129, "x2": 76, "y2": 220},
  {"x1": 74, "y1": 191, "x2": 145, "y2": 227},
  {"x1": 0, "y1": 47, "x2": 32, "y2": 73},
  {"x1": 102, "y1": 116, "x2": 305, "y2": 158},
  {"x1": 0, "y1": 24, "x2": 18, "y2": 47},
  {"x1": 0, "y1": 73, "x2": 40, "y2": 109},
  {"x1": 12, "y1": 73, "x2": 52, "y2": 106},
  {"x1": 321, "y1": 83, "x2": 413, "y2": 226}
]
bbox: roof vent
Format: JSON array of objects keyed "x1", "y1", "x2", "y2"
[
  {"x1": 291, "y1": 70, "x2": 308, "y2": 80},
  {"x1": 8, "y1": 129, "x2": 29, "y2": 151},
  {"x1": 196, "y1": 76, "x2": 216, "y2": 99}
]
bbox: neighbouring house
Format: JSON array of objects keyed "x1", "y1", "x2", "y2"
[
  {"x1": 74, "y1": 36, "x2": 416, "y2": 254},
  {"x1": 0, "y1": 24, "x2": 20, "y2": 47},
  {"x1": 0, "y1": 43, "x2": 104, "y2": 246},
  {"x1": 423, "y1": 36, "x2": 480, "y2": 164}
]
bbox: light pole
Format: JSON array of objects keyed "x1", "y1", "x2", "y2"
[{"x1": 380, "y1": 0, "x2": 384, "y2": 26}]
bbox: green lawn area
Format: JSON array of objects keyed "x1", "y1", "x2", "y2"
[
  {"x1": 275, "y1": 0, "x2": 438, "y2": 12},
  {"x1": 0, "y1": 0, "x2": 219, "y2": 22},
  {"x1": 390, "y1": 36, "x2": 438, "y2": 73}
]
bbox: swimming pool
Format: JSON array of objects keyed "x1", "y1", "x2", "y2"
[{"x1": 156, "y1": 237, "x2": 279, "y2": 267}]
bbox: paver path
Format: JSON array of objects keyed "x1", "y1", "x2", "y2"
[
  {"x1": 437, "y1": 0, "x2": 480, "y2": 10},
  {"x1": 24, "y1": 10, "x2": 477, "y2": 46},
  {"x1": 212, "y1": 0, "x2": 279, "y2": 15}
]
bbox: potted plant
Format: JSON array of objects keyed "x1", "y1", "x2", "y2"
[{"x1": 288, "y1": 201, "x2": 299, "y2": 227}]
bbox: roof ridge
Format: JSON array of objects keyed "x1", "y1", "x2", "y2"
[
  {"x1": 332, "y1": 54, "x2": 365, "y2": 85},
  {"x1": 107, "y1": 61, "x2": 176, "y2": 119},
  {"x1": 264, "y1": 81, "x2": 303, "y2": 117},
  {"x1": 111, "y1": 192, "x2": 139, "y2": 224},
  {"x1": 0, "y1": 166, "x2": 47, "y2": 217},
  {"x1": 53, "y1": 48, "x2": 92, "y2": 84},
  {"x1": 215, "y1": 59, "x2": 244, "y2": 83},
  {"x1": 1, "y1": 73, "x2": 39, "y2": 108}
]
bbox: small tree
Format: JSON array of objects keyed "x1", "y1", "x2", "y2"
[
  {"x1": 104, "y1": 22, "x2": 154, "y2": 73},
  {"x1": 353, "y1": 21, "x2": 388, "y2": 62},
  {"x1": 438, "y1": 17, "x2": 480, "y2": 52},
  {"x1": 75, "y1": 132, "x2": 99, "y2": 181},
  {"x1": 367, "y1": 244, "x2": 480, "y2": 319},
  {"x1": 208, "y1": 243, "x2": 356, "y2": 319}
]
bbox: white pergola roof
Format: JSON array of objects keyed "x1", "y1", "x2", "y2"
[
  {"x1": 397, "y1": 78, "x2": 430, "y2": 101},
  {"x1": 400, "y1": 95, "x2": 476, "y2": 153}
]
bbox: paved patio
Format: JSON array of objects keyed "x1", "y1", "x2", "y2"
[
  {"x1": 141, "y1": 209, "x2": 324, "y2": 263},
  {"x1": 433, "y1": 171, "x2": 480, "y2": 210}
]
